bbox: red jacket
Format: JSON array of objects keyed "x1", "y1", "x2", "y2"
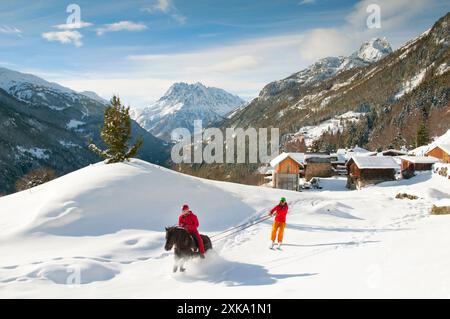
[
  {"x1": 270, "y1": 203, "x2": 288, "y2": 223},
  {"x1": 178, "y1": 211, "x2": 199, "y2": 233}
]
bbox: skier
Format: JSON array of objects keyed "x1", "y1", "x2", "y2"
[
  {"x1": 178, "y1": 204, "x2": 205, "y2": 258},
  {"x1": 268, "y1": 197, "x2": 289, "y2": 249}
]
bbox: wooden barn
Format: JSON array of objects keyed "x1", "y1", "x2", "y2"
[
  {"x1": 346, "y1": 156, "x2": 399, "y2": 190},
  {"x1": 269, "y1": 153, "x2": 305, "y2": 190},
  {"x1": 399, "y1": 156, "x2": 439, "y2": 172},
  {"x1": 304, "y1": 154, "x2": 333, "y2": 181},
  {"x1": 426, "y1": 144, "x2": 450, "y2": 163},
  {"x1": 330, "y1": 149, "x2": 347, "y2": 167}
]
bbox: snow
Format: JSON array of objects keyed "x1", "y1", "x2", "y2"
[
  {"x1": 394, "y1": 68, "x2": 428, "y2": 99},
  {"x1": 0, "y1": 159, "x2": 449, "y2": 298},
  {"x1": 399, "y1": 156, "x2": 439, "y2": 164},
  {"x1": 281, "y1": 38, "x2": 392, "y2": 94},
  {"x1": 412, "y1": 129, "x2": 450, "y2": 156},
  {"x1": 66, "y1": 119, "x2": 85, "y2": 130},
  {"x1": 349, "y1": 156, "x2": 399, "y2": 169},
  {"x1": 58, "y1": 140, "x2": 81, "y2": 148},
  {"x1": 0, "y1": 67, "x2": 74, "y2": 95},
  {"x1": 331, "y1": 74, "x2": 358, "y2": 91},
  {"x1": 16, "y1": 146, "x2": 50, "y2": 160},
  {"x1": 355, "y1": 38, "x2": 392, "y2": 63},
  {"x1": 437, "y1": 143, "x2": 450, "y2": 154},
  {"x1": 378, "y1": 149, "x2": 408, "y2": 156},
  {"x1": 133, "y1": 82, "x2": 244, "y2": 136},
  {"x1": 79, "y1": 91, "x2": 108, "y2": 105},
  {"x1": 291, "y1": 91, "x2": 327, "y2": 110},
  {"x1": 270, "y1": 152, "x2": 304, "y2": 167},
  {"x1": 294, "y1": 112, "x2": 364, "y2": 146},
  {"x1": 47, "y1": 105, "x2": 67, "y2": 111},
  {"x1": 0, "y1": 160, "x2": 449, "y2": 297},
  {"x1": 320, "y1": 96, "x2": 334, "y2": 108},
  {"x1": 436, "y1": 63, "x2": 449, "y2": 76}
]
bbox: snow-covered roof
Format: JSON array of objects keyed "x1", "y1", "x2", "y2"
[
  {"x1": 258, "y1": 166, "x2": 272, "y2": 174},
  {"x1": 331, "y1": 153, "x2": 347, "y2": 163},
  {"x1": 399, "y1": 156, "x2": 440, "y2": 164},
  {"x1": 411, "y1": 129, "x2": 450, "y2": 156},
  {"x1": 347, "y1": 156, "x2": 399, "y2": 169},
  {"x1": 269, "y1": 152, "x2": 304, "y2": 168},
  {"x1": 349, "y1": 146, "x2": 371, "y2": 153},
  {"x1": 380, "y1": 149, "x2": 408, "y2": 156},
  {"x1": 431, "y1": 143, "x2": 450, "y2": 154},
  {"x1": 304, "y1": 153, "x2": 330, "y2": 160}
]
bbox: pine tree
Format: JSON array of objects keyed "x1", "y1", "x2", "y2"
[
  {"x1": 89, "y1": 95, "x2": 143, "y2": 164},
  {"x1": 416, "y1": 122, "x2": 430, "y2": 147}
]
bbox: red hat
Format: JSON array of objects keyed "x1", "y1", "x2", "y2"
[{"x1": 182, "y1": 204, "x2": 189, "y2": 211}]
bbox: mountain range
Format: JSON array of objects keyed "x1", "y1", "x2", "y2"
[{"x1": 0, "y1": 67, "x2": 169, "y2": 195}]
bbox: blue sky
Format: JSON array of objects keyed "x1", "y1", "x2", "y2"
[{"x1": 0, "y1": 0, "x2": 448, "y2": 108}]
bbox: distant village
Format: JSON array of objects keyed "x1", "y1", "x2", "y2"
[{"x1": 259, "y1": 142, "x2": 450, "y2": 191}]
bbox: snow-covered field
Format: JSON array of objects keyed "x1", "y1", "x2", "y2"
[{"x1": 0, "y1": 159, "x2": 449, "y2": 298}]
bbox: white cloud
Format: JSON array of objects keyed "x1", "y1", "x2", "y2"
[
  {"x1": 123, "y1": 34, "x2": 308, "y2": 104},
  {"x1": 299, "y1": 0, "x2": 316, "y2": 5},
  {"x1": 56, "y1": 76, "x2": 175, "y2": 109},
  {"x1": 346, "y1": 0, "x2": 434, "y2": 30},
  {"x1": 297, "y1": 0, "x2": 439, "y2": 62},
  {"x1": 143, "y1": 0, "x2": 187, "y2": 25},
  {"x1": 96, "y1": 21, "x2": 147, "y2": 36},
  {"x1": 42, "y1": 31, "x2": 83, "y2": 47},
  {"x1": 54, "y1": 21, "x2": 93, "y2": 30},
  {"x1": 298, "y1": 28, "x2": 355, "y2": 61},
  {"x1": 0, "y1": 25, "x2": 22, "y2": 35},
  {"x1": 144, "y1": 0, "x2": 172, "y2": 13},
  {"x1": 171, "y1": 14, "x2": 187, "y2": 25},
  {"x1": 203, "y1": 55, "x2": 262, "y2": 73}
]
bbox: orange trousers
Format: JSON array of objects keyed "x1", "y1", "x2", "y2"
[{"x1": 271, "y1": 221, "x2": 286, "y2": 243}]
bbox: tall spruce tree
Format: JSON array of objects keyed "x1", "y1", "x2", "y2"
[
  {"x1": 89, "y1": 95, "x2": 143, "y2": 163},
  {"x1": 416, "y1": 122, "x2": 430, "y2": 147}
]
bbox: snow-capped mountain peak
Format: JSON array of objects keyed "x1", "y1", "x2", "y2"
[
  {"x1": 258, "y1": 38, "x2": 392, "y2": 100},
  {"x1": 133, "y1": 82, "x2": 245, "y2": 140},
  {"x1": 354, "y1": 37, "x2": 393, "y2": 63}
]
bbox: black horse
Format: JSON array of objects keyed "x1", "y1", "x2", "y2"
[{"x1": 164, "y1": 226, "x2": 212, "y2": 272}]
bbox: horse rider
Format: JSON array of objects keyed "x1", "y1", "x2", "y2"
[{"x1": 178, "y1": 204, "x2": 205, "y2": 258}]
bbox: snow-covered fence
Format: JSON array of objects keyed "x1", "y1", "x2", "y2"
[{"x1": 433, "y1": 163, "x2": 450, "y2": 179}]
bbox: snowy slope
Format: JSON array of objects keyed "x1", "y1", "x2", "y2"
[
  {"x1": 133, "y1": 82, "x2": 244, "y2": 141},
  {"x1": 0, "y1": 67, "x2": 107, "y2": 112},
  {"x1": 294, "y1": 111, "x2": 364, "y2": 146},
  {"x1": 79, "y1": 91, "x2": 108, "y2": 105},
  {"x1": 0, "y1": 159, "x2": 449, "y2": 298},
  {"x1": 411, "y1": 129, "x2": 450, "y2": 156},
  {"x1": 0, "y1": 67, "x2": 74, "y2": 95},
  {"x1": 263, "y1": 38, "x2": 392, "y2": 96}
]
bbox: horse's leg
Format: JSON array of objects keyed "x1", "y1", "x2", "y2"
[
  {"x1": 173, "y1": 260, "x2": 178, "y2": 273},
  {"x1": 173, "y1": 251, "x2": 179, "y2": 273},
  {"x1": 180, "y1": 259, "x2": 186, "y2": 272}
]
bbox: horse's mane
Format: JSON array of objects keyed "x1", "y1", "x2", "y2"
[{"x1": 167, "y1": 226, "x2": 190, "y2": 238}]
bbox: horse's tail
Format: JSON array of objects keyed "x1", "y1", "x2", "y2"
[{"x1": 201, "y1": 234, "x2": 212, "y2": 251}]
